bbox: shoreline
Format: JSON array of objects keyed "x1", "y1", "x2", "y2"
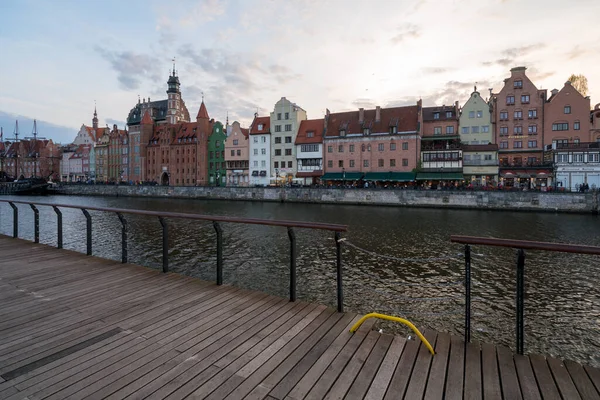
[{"x1": 50, "y1": 185, "x2": 599, "y2": 215}]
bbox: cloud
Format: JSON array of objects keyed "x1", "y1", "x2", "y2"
[
  {"x1": 181, "y1": 0, "x2": 226, "y2": 25},
  {"x1": 527, "y1": 67, "x2": 555, "y2": 82},
  {"x1": 105, "y1": 118, "x2": 126, "y2": 127},
  {"x1": 390, "y1": 24, "x2": 420, "y2": 44},
  {"x1": 95, "y1": 46, "x2": 162, "y2": 90},
  {"x1": 482, "y1": 43, "x2": 546, "y2": 67},
  {"x1": 388, "y1": 80, "x2": 494, "y2": 108},
  {"x1": 423, "y1": 67, "x2": 452, "y2": 74},
  {"x1": 351, "y1": 98, "x2": 377, "y2": 109}
]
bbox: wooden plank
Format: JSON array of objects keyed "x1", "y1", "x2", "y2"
[
  {"x1": 464, "y1": 340, "x2": 482, "y2": 400},
  {"x1": 422, "y1": 332, "x2": 450, "y2": 400},
  {"x1": 363, "y1": 335, "x2": 406, "y2": 400},
  {"x1": 345, "y1": 333, "x2": 394, "y2": 400},
  {"x1": 547, "y1": 356, "x2": 582, "y2": 400},
  {"x1": 497, "y1": 345, "x2": 523, "y2": 400},
  {"x1": 403, "y1": 330, "x2": 437, "y2": 400},
  {"x1": 585, "y1": 365, "x2": 600, "y2": 394},
  {"x1": 443, "y1": 335, "x2": 465, "y2": 400},
  {"x1": 514, "y1": 354, "x2": 542, "y2": 400},
  {"x1": 528, "y1": 354, "x2": 561, "y2": 400},
  {"x1": 382, "y1": 334, "x2": 421, "y2": 400},
  {"x1": 480, "y1": 343, "x2": 502, "y2": 400},
  {"x1": 565, "y1": 360, "x2": 600, "y2": 400}
]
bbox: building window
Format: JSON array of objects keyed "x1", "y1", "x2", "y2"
[
  {"x1": 378, "y1": 159, "x2": 384, "y2": 167},
  {"x1": 275, "y1": 149, "x2": 282, "y2": 156},
  {"x1": 277, "y1": 113, "x2": 281, "y2": 120},
  {"x1": 434, "y1": 127, "x2": 442, "y2": 135},
  {"x1": 275, "y1": 125, "x2": 281, "y2": 132},
  {"x1": 327, "y1": 160, "x2": 333, "y2": 168},
  {"x1": 349, "y1": 160, "x2": 355, "y2": 167},
  {"x1": 363, "y1": 128, "x2": 370, "y2": 135},
  {"x1": 564, "y1": 106, "x2": 571, "y2": 114},
  {"x1": 378, "y1": 143, "x2": 384, "y2": 151},
  {"x1": 390, "y1": 159, "x2": 396, "y2": 167},
  {"x1": 237, "y1": 150, "x2": 241, "y2": 156},
  {"x1": 469, "y1": 111, "x2": 475, "y2": 118},
  {"x1": 274, "y1": 161, "x2": 279, "y2": 168},
  {"x1": 500, "y1": 111, "x2": 508, "y2": 120},
  {"x1": 433, "y1": 112, "x2": 440, "y2": 119},
  {"x1": 527, "y1": 157, "x2": 537, "y2": 165},
  {"x1": 285, "y1": 112, "x2": 289, "y2": 119},
  {"x1": 528, "y1": 140, "x2": 537, "y2": 148},
  {"x1": 390, "y1": 143, "x2": 396, "y2": 151},
  {"x1": 574, "y1": 138, "x2": 580, "y2": 145},
  {"x1": 500, "y1": 141, "x2": 508, "y2": 149},
  {"x1": 275, "y1": 137, "x2": 281, "y2": 144},
  {"x1": 339, "y1": 160, "x2": 344, "y2": 168},
  {"x1": 446, "y1": 126, "x2": 454, "y2": 134},
  {"x1": 528, "y1": 109, "x2": 537, "y2": 119},
  {"x1": 307, "y1": 131, "x2": 314, "y2": 138},
  {"x1": 261, "y1": 148, "x2": 266, "y2": 155},
  {"x1": 400, "y1": 142, "x2": 407, "y2": 150},
  {"x1": 285, "y1": 149, "x2": 292, "y2": 156},
  {"x1": 574, "y1": 121, "x2": 580, "y2": 130},
  {"x1": 482, "y1": 126, "x2": 489, "y2": 133},
  {"x1": 506, "y1": 95, "x2": 515, "y2": 105},
  {"x1": 389, "y1": 126, "x2": 397, "y2": 134},
  {"x1": 528, "y1": 125, "x2": 538, "y2": 134},
  {"x1": 514, "y1": 126, "x2": 523, "y2": 134},
  {"x1": 253, "y1": 137, "x2": 258, "y2": 143},
  {"x1": 514, "y1": 141, "x2": 523, "y2": 148},
  {"x1": 555, "y1": 139, "x2": 569, "y2": 148},
  {"x1": 552, "y1": 123, "x2": 569, "y2": 131},
  {"x1": 261, "y1": 137, "x2": 266, "y2": 143},
  {"x1": 363, "y1": 160, "x2": 369, "y2": 167},
  {"x1": 476, "y1": 110, "x2": 483, "y2": 118},
  {"x1": 402, "y1": 158, "x2": 409, "y2": 166},
  {"x1": 254, "y1": 161, "x2": 258, "y2": 167},
  {"x1": 462, "y1": 127, "x2": 469, "y2": 134},
  {"x1": 253, "y1": 149, "x2": 258, "y2": 155},
  {"x1": 328, "y1": 146, "x2": 333, "y2": 153},
  {"x1": 338, "y1": 145, "x2": 344, "y2": 152},
  {"x1": 231, "y1": 150, "x2": 235, "y2": 156},
  {"x1": 339, "y1": 129, "x2": 346, "y2": 137},
  {"x1": 514, "y1": 80, "x2": 523, "y2": 88},
  {"x1": 285, "y1": 136, "x2": 292, "y2": 143},
  {"x1": 285, "y1": 124, "x2": 292, "y2": 131},
  {"x1": 521, "y1": 95, "x2": 530, "y2": 104},
  {"x1": 261, "y1": 160, "x2": 266, "y2": 167},
  {"x1": 514, "y1": 110, "x2": 523, "y2": 119},
  {"x1": 349, "y1": 144, "x2": 355, "y2": 152},
  {"x1": 471, "y1": 126, "x2": 479, "y2": 134},
  {"x1": 362, "y1": 144, "x2": 366, "y2": 152},
  {"x1": 446, "y1": 111, "x2": 453, "y2": 118}
]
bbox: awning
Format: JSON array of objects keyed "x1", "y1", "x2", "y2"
[
  {"x1": 321, "y1": 172, "x2": 363, "y2": 180},
  {"x1": 296, "y1": 170, "x2": 323, "y2": 178},
  {"x1": 416, "y1": 172, "x2": 464, "y2": 180},
  {"x1": 363, "y1": 172, "x2": 416, "y2": 182}
]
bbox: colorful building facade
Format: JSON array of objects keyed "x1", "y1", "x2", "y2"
[
  {"x1": 225, "y1": 121, "x2": 250, "y2": 186},
  {"x1": 544, "y1": 81, "x2": 591, "y2": 147},
  {"x1": 249, "y1": 115, "x2": 271, "y2": 186},
  {"x1": 270, "y1": 97, "x2": 307, "y2": 182},
  {"x1": 295, "y1": 119, "x2": 324, "y2": 185},
  {"x1": 208, "y1": 121, "x2": 227, "y2": 186}
]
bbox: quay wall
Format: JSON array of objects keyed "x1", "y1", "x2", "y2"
[{"x1": 53, "y1": 185, "x2": 600, "y2": 214}]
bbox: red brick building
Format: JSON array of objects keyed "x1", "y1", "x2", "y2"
[
  {"x1": 107, "y1": 126, "x2": 129, "y2": 182},
  {"x1": 544, "y1": 81, "x2": 591, "y2": 147},
  {"x1": 295, "y1": 118, "x2": 324, "y2": 185},
  {"x1": 322, "y1": 105, "x2": 421, "y2": 184}
]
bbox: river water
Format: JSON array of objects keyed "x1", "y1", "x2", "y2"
[{"x1": 1, "y1": 195, "x2": 598, "y2": 368}]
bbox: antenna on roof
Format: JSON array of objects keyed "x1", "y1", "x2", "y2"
[
  {"x1": 201, "y1": 91, "x2": 204, "y2": 102},
  {"x1": 172, "y1": 57, "x2": 176, "y2": 76}
]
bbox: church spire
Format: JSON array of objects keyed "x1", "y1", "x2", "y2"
[{"x1": 92, "y1": 101, "x2": 99, "y2": 129}]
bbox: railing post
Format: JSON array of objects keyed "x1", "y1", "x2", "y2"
[
  {"x1": 8, "y1": 202, "x2": 18, "y2": 238},
  {"x1": 116, "y1": 213, "x2": 127, "y2": 263},
  {"x1": 335, "y1": 231, "x2": 344, "y2": 313},
  {"x1": 213, "y1": 221, "x2": 223, "y2": 285},
  {"x1": 30, "y1": 204, "x2": 39, "y2": 243},
  {"x1": 81, "y1": 208, "x2": 92, "y2": 256},
  {"x1": 516, "y1": 248, "x2": 525, "y2": 355},
  {"x1": 52, "y1": 206, "x2": 62, "y2": 249},
  {"x1": 158, "y1": 217, "x2": 168, "y2": 273},
  {"x1": 288, "y1": 227, "x2": 296, "y2": 302},
  {"x1": 464, "y1": 244, "x2": 471, "y2": 343}
]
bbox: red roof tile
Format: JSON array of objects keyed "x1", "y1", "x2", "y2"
[
  {"x1": 241, "y1": 128, "x2": 249, "y2": 138},
  {"x1": 324, "y1": 105, "x2": 418, "y2": 138},
  {"x1": 141, "y1": 110, "x2": 154, "y2": 124},
  {"x1": 295, "y1": 119, "x2": 324, "y2": 144},
  {"x1": 249, "y1": 116, "x2": 270, "y2": 135},
  {"x1": 197, "y1": 101, "x2": 209, "y2": 120}
]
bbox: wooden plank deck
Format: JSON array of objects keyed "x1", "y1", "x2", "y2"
[{"x1": 0, "y1": 236, "x2": 598, "y2": 400}]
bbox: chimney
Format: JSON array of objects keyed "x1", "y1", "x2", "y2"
[
  {"x1": 359, "y1": 108, "x2": 364, "y2": 123},
  {"x1": 375, "y1": 106, "x2": 381, "y2": 122},
  {"x1": 148, "y1": 97, "x2": 151, "y2": 102},
  {"x1": 551, "y1": 89, "x2": 559, "y2": 96}
]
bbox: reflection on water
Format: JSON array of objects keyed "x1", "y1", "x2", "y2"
[{"x1": 1, "y1": 195, "x2": 599, "y2": 368}]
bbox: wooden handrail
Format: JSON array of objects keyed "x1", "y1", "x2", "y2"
[
  {"x1": 0, "y1": 199, "x2": 348, "y2": 232},
  {"x1": 450, "y1": 235, "x2": 600, "y2": 255}
]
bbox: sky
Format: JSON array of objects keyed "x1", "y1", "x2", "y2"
[{"x1": 1, "y1": 0, "x2": 600, "y2": 144}]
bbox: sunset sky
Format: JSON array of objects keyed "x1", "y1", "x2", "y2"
[{"x1": 1, "y1": 0, "x2": 599, "y2": 143}]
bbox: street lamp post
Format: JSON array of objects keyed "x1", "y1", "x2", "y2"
[
  {"x1": 216, "y1": 171, "x2": 220, "y2": 187},
  {"x1": 342, "y1": 167, "x2": 346, "y2": 184},
  {"x1": 275, "y1": 168, "x2": 279, "y2": 187}
]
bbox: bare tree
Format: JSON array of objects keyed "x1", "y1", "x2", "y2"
[{"x1": 568, "y1": 74, "x2": 589, "y2": 96}]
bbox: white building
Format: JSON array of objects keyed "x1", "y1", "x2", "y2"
[
  {"x1": 295, "y1": 119, "x2": 324, "y2": 185},
  {"x1": 270, "y1": 97, "x2": 307, "y2": 183},
  {"x1": 550, "y1": 142, "x2": 600, "y2": 191},
  {"x1": 248, "y1": 115, "x2": 271, "y2": 186}
]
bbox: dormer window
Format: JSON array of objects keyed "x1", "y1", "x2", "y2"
[
  {"x1": 514, "y1": 80, "x2": 523, "y2": 88},
  {"x1": 258, "y1": 124, "x2": 264, "y2": 130},
  {"x1": 363, "y1": 128, "x2": 370, "y2": 135},
  {"x1": 433, "y1": 112, "x2": 440, "y2": 119},
  {"x1": 445, "y1": 111, "x2": 452, "y2": 118},
  {"x1": 307, "y1": 131, "x2": 314, "y2": 138},
  {"x1": 339, "y1": 129, "x2": 346, "y2": 137},
  {"x1": 389, "y1": 126, "x2": 397, "y2": 134}
]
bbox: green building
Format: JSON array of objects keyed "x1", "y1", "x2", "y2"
[{"x1": 207, "y1": 121, "x2": 227, "y2": 186}]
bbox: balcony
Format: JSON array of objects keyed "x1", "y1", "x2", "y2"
[{"x1": 463, "y1": 159, "x2": 499, "y2": 166}]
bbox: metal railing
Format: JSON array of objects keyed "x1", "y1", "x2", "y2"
[
  {"x1": 450, "y1": 235, "x2": 600, "y2": 354},
  {"x1": 0, "y1": 200, "x2": 348, "y2": 312}
]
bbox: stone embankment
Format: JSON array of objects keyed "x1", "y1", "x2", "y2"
[{"x1": 53, "y1": 185, "x2": 599, "y2": 214}]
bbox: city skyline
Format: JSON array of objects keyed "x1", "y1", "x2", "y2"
[{"x1": 2, "y1": 0, "x2": 600, "y2": 143}]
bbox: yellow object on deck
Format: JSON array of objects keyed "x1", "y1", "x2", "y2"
[{"x1": 350, "y1": 312, "x2": 435, "y2": 355}]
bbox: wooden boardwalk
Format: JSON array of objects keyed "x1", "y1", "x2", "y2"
[{"x1": 0, "y1": 236, "x2": 598, "y2": 399}]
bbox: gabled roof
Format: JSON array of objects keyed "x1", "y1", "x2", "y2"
[
  {"x1": 422, "y1": 105, "x2": 458, "y2": 122},
  {"x1": 324, "y1": 106, "x2": 419, "y2": 138},
  {"x1": 197, "y1": 101, "x2": 209, "y2": 120},
  {"x1": 296, "y1": 119, "x2": 324, "y2": 144},
  {"x1": 241, "y1": 128, "x2": 249, "y2": 138},
  {"x1": 127, "y1": 100, "x2": 169, "y2": 125},
  {"x1": 249, "y1": 116, "x2": 270, "y2": 135},
  {"x1": 141, "y1": 110, "x2": 154, "y2": 124}
]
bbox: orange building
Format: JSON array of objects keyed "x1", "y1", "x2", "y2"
[{"x1": 544, "y1": 81, "x2": 591, "y2": 147}]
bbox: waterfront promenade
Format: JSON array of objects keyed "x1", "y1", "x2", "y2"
[{"x1": 1, "y1": 237, "x2": 599, "y2": 399}]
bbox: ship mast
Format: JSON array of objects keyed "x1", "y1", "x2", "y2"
[{"x1": 25, "y1": 120, "x2": 46, "y2": 178}]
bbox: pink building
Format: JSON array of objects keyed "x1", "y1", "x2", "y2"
[
  {"x1": 592, "y1": 103, "x2": 600, "y2": 143},
  {"x1": 544, "y1": 81, "x2": 591, "y2": 147},
  {"x1": 322, "y1": 105, "x2": 420, "y2": 183},
  {"x1": 225, "y1": 121, "x2": 250, "y2": 186}
]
